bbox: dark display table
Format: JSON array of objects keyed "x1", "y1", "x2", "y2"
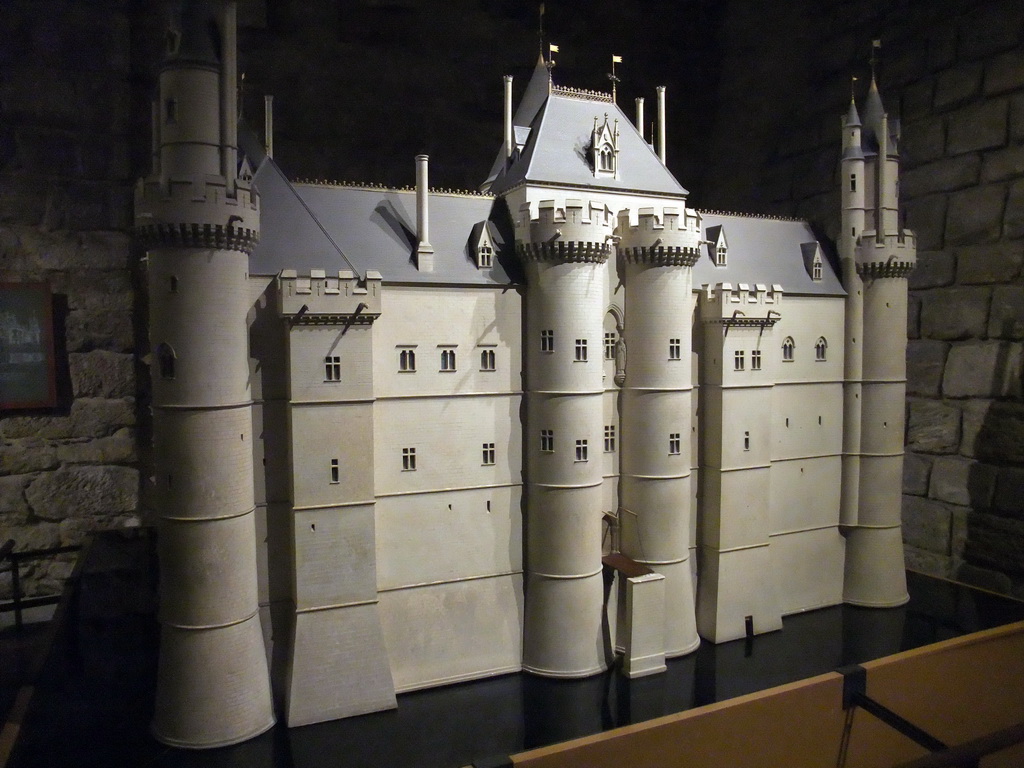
[{"x1": 8, "y1": 528, "x2": 1024, "y2": 768}]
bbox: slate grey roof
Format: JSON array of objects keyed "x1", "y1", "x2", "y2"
[
  {"x1": 693, "y1": 213, "x2": 846, "y2": 297},
  {"x1": 249, "y1": 158, "x2": 520, "y2": 286},
  {"x1": 485, "y1": 63, "x2": 688, "y2": 198}
]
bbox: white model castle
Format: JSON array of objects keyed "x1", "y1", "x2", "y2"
[{"x1": 135, "y1": 2, "x2": 916, "y2": 748}]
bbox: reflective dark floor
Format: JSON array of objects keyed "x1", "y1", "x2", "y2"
[{"x1": 9, "y1": 529, "x2": 1024, "y2": 768}]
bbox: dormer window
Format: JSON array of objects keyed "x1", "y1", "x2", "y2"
[
  {"x1": 706, "y1": 225, "x2": 728, "y2": 267},
  {"x1": 471, "y1": 222, "x2": 498, "y2": 269},
  {"x1": 812, "y1": 260, "x2": 823, "y2": 280},
  {"x1": 590, "y1": 113, "x2": 619, "y2": 178}
]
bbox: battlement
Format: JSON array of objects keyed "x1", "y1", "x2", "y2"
[
  {"x1": 135, "y1": 174, "x2": 260, "y2": 253},
  {"x1": 617, "y1": 207, "x2": 702, "y2": 266},
  {"x1": 515, "y1": 199, "x2": 614, "y2": 264},
  {"x1": 855, "y1": 230, "x2": 917, "y2": 278},
  {"x1": 699, "y1": 282, "x2": 784, "y2": 323},
  {"x1": 278, "y1": 269, "x2": 383, "y2": 323}
]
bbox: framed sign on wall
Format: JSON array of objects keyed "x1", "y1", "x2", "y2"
[{"x1": 0, "y1": 282, "x2": 57, "y2": 409}]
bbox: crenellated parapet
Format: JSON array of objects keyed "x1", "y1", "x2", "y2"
[
  {"x1": 699, "y1": 282, "x2": 783, "y2": 326},
  {"x1": 855, "y1": 230, "x2": 917, "y2": 278},
  {"x1": 135, "y1": 174, "x2": 260, "y2": 253},
  {"x1": 278, "y1": 269, "x2": 382, "y2": 324},
  {"x1": 617, "y1": 206, "x2": 702, "y2": 266},
  {"x1": 515, "y1": 199, "x2": 613, "y2": 263}
]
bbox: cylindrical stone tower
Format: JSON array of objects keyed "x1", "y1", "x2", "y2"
[
  {"x1": 135, "y1": 0, "x2": 275, "y2": 747},
  {"x1": 617, "y1": 206, "x2": 701, "y2": 657},
  {"x1": 840, "y1": 80, "x2": 916, "y2": 607},
  {"x1": 520, "y1": 198, "x2": 612, "y2": 677}
]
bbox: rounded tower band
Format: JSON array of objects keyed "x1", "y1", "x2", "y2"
[
  {"x1": 520, "y1": 199, "x2": 612, "y2": 677},
  {"x1": 136, "y1": 1, "x2": 275, "y2": 747},
  {"x1": 617, "y1": 207, "x2": 701, "y2": 656}
]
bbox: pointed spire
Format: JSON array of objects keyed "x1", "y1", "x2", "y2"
[{"x1": 512, "y1": 54, "x2": 552, "y2": 128}]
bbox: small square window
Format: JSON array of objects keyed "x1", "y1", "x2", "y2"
[
  {"x1": 541, "y1": 330, "x2": 554, "y2": 353},
  {"x1": 604, "y1": 425, "x2": 616, "y2": 452},
  {"x1": 751, "y1": 349, "x2": 762, "y2": 370},
  {"x1": 482, "y1": 442, "x2": 495, "y2": 465},
  {"x1": 399, "y1": 348, "x2": 417, "y2": 371},
  {"x1": 604, "y1": 332, "x2": 617, "y2": 360},
  {"x1": 669, "y1": 433, "x2": 680, "y2": 455},
  {"x1": 574, "y1": 339, "x2": 588, "y2": 362},
  {"x1": 480, "y1": 348, "x2": 496, "y2": 371},
  {"x1": 330, "y1": 459, "x2": 340, "y2": 483},
  {"x1": 734, "y1": 350, "x2": 745, "y2": 371},
  {"x1": 575, "y1": 439, "x2": 588, "y2": 462},
  {"x1": 669, "y1": 338, "x2": 681, "y2": 360},
  {"x1": 402, "y1": 447, "x2": 416, "y2": 471},
  {"x1": 541, "y1": 429, "x2": 554, "y2": 453},
  {"x1": 325, "y1": 355, "x2": 341, "y2": 381}
]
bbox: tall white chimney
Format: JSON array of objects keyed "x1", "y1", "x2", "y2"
[
  {"x1": 635, "y1": 97, "x2": 645, "y2": 141},
  {"x1": 504, "y1": 75, "x2": 514, "y2": 158},
  {"x1": 264, "y1": 95, "x2": 274, "y2": 159},
  {"x1": 657, "y1": 86, "x2": 666, "y2": 164},
  {"x1": 415, "y1": 154, "x2": 434, "y2": 271}
]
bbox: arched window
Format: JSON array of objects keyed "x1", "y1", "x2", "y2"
[
  {"x1": 782, "y1": 337, "x2": 795, "y2": 362},
  {"x1": 399, "y1": 348, "x2": 416, "y2": 371},
  {"x1": 815, "y1": 337, "x2": 827, "y2": 361},
  {"x1": 480, "y1": 349, "x2": 495, "y2": 371},
  {"x1": 599, "y1": 147, "x2": 613, "y2": 171},
  {"x1": 440, "y1": 348, "x2": 456, "y2": 371},
  {"x1": 156, "y1": 343, "x2": 176, "y2": 379}
]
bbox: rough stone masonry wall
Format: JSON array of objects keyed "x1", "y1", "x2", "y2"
[
  {"x1": 697, "y1": 0, "x2": 1024, "y2": 597},
  {"x1": 0, "y1": 1, "x2": 156, "y2": 600}
]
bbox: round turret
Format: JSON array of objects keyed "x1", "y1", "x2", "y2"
[
  {"x1": 617, "y1": 206, "x2": 702, "y2": 266},
  {"x1": 517, "y1": 199, "x2": 613, "y2": 263}
]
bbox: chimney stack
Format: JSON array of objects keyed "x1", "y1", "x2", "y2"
[
  {"x1": 504, "y1": 75, "x2": 514, "y2": 158},
  {"x1": 657, "y1": 86, "x2": 666, "y2": 164},
  {"x1": 264, "y1": 95, "x2": 274, "y2": 159},
  {"x1": 635, "y1": 97, "x2": 645, "y2": 141},
  {"x1": 415, "y1": 154, "x2": 434, "y2": 271}
]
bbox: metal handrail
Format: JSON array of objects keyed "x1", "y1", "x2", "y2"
[{"x1": 0, "y1": 540, "x2": 82, "y2": 631}]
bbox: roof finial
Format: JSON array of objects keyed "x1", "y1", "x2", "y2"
[
  {"x1": 850, "y1": 75, "x2": 858, "y2": 101},
  {"x1": 607, "y1": 54, "x2": 622, "y2": 103},
  {"x1": 869, "y1": 39, "x2": 881, "y2": 84},
  {"x1": 546, "y1": 43, "x2": 558, "y2": 92},
  {"x1": 538, "y1": 2, "x2": 544, "y2": 59}
]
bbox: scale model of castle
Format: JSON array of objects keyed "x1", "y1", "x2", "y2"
[{"x1": 134, "y1": 1, "x2": 916, "y2": 748}]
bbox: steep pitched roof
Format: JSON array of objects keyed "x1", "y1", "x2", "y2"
[
  {"x1": 484, "y1": 63, "x2": 687, "y2": 198},
  {"x1": 249, "y1": 167, "x2": 520, "y2": 286},
  {"x1": 693, "y1": 213, "x2": 845, "y2": 297}
]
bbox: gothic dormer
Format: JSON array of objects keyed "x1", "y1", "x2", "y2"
[
  {"x1": 469, "y1": 220, "x2": 498, "y2": 269},
  {"x1": 590, "y1": 113, "x2": 619, "y2": 178},
  {"x1": 706, "y1": 225, "x2": 728, "y2": 267},
  {"x1": 801, "y1": 242, "x2": 825, "y2": 281}
]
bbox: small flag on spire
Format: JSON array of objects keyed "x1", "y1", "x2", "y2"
[
  {"x1": 549, "y1": 43, "x2": 559, "y2": 53},
  {"x1": 872, "y1": 39, "x2": 881, "y2": 47},
  {"x1": 612, "y1": 55, "x2": 622, "y2": 63}
]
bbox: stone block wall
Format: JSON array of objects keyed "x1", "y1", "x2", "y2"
[
  {"x1": 697, "y1": 0, "x2": 1024, "y2": 597},
  {"x1": 0, "y1": 1, "x2": 159, "y2": 600}
]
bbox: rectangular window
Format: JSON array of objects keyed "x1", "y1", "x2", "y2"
[
  {"x1": 330, "y1": 459, "x2": 340, "y2": 483},
  {"x1": 812, "y1": 260, "x2": 823, "y2": 280},
  {"x1": 399, "y1": 347, "x2": 416, "y2": 372},
  {"x1": 479, "y1": 348, "x2": 496, "y2": 371},
  {"x1": 734, "y1": 350, "x2": 745, "y2": 371},
  {"x1": 325, "y1": 355, "x2": 341, "y2": 381},
  {"x1": 575, "y1": 439, "x2": 588, "y2": 462},
  {"x1": 541, "y1": 429, "x2": 554, "y2": 453},
  {"x1": 751, "y1": 349, "x2": 762, "y2": 370},
  {"x1": 478, "y1": 245, "x2": 492, "y2": 268},
  {"x1": 669, "y1": 338, "x2": 681, "y2": 360},
  {"x1": 402, "y1": 447, "x2": 416, "y2": 471},
  {"x1": 604, "y1": 332, "x2": 617, "y2": 360},
  {"x1": 669, "y1": 433, "x2": 680, "y2": 455},
  {"x1": 482, "y1": 442, "x2": 495, "y2": 465},
  {"x1": 440, "y1": 347, "x2": 456, "y2": 371},
  {"x1": 604, "y1": 425, "x2": 616, "y2": 452},
  {"x1": 541, "y1": 330, "x2": 554, "y2": 353},
  {"x1": 849, "y1": 174, "x2": 857, "y2": 192},
  {"x1": 574, "y1": 338, "x2": 588, "y2": 362},
  {"x1": 743, "y1": 431, "x2": 750, "y2": 451}
]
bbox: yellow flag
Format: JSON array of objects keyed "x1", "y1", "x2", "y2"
[
  {"x1": 612, "y1": 55, "x2": 622, "y2": 63},
  {"x1": 549, "y1": 43, "x2": 559, "y2": 53}
]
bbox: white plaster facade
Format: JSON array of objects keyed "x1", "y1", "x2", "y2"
[{"x1": 136, "y1": 3, "x2": 916, "y2": 745}]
